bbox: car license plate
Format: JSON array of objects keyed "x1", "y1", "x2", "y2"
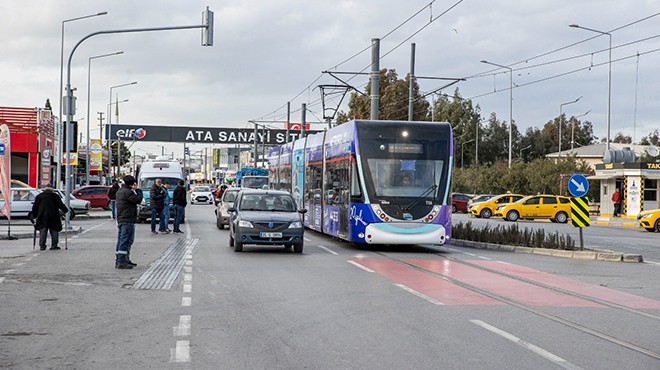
[{"x1": 260, "y1": 232, "x2": 282, "y2": 238}]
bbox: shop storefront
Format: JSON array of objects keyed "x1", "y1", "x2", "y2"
[{"x1": 590, "y1": 162, "x2": 660, "y2": 218}]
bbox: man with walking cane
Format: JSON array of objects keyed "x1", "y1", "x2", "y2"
[{"x1": 31, "y1": 183, "x2": 68, "y2": 251}]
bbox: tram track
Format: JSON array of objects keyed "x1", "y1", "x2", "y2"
[{"x1": 373, "y1": 250, "x2": 660, "y2": 360}]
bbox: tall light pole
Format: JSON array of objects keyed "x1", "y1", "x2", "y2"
[
  {"x1": 86, "y1": 51, "x2": 123, "y2": 185},
  {"x1": 570, "y1": 24, "x2": 612, "y2": 151},
  {"x1": 559, "y1": 96, "x2": 582, "y2": 155},
  {"x1": 481, "y1": 60, "x2": 513, "y2": 168},
  {"x1": 571, "y1": 109, "x2": 591, "y2": 150},
  {"x1": 107, "y1": 98, "x2": 130, "y2": 181},
  {"x1": 58, "y1": 11, "x2": 108, "y2": 189},
  {"x1": 108, "y1": 81, "x2": 137, "y2": 182}
]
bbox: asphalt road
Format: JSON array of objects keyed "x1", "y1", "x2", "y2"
[
  {"x1": 451, "y1": 213, "x2": 660, "y2": 263},
  {"x1": 1, "y1": 204, "x2": 659, "y2": 369}
]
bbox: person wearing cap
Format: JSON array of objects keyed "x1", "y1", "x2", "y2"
[
  {"x1": 114, "y1": 175, "x2": 143, "y2": 269},
  {"x1": 31, "y1": 183, "x2": 68, "y2": 251}
]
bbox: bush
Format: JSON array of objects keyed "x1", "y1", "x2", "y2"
[{"x1": 452, "y1": 221, "x2": 575, "y2": 250}]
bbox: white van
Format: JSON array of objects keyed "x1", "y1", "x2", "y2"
[{"x1": 137, "y1": 159, "x2": 184, "y2": 222}]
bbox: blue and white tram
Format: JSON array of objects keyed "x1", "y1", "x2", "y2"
[{"x1": 268, "y1": 120, "x2": 453, "y2": 245}]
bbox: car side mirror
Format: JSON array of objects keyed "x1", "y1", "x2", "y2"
[{"x1": 298, "y1": 209, "x2": 307, "y2": 214}]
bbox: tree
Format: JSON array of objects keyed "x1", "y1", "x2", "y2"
[
  {"x1": 612, "y1": 132, "x2": 632, "y2": 144},
  {"x1": 639, "y1": 130, "x2": 660, "y2": 146},
  {"x1": 339, "y1": 68, "x2": 429, "y2": 122}
]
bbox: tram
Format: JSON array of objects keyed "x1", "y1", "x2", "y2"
[{"x1": 268, "y1": 120, "x2": 453, "y2": 245}]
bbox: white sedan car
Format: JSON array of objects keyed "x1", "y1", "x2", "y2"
[{"x1": 190, "y1": 186, "x2": 213, "y2": 205}]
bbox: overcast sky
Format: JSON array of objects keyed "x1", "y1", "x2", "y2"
[{"x1": 1, "y1": 0, "x2": 659, "y2": 157}]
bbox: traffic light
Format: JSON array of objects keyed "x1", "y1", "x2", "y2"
[{"x1": 202, "y1": 7, "x2": 214, "y2": 46}]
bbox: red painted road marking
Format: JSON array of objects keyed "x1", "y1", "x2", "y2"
[
  {"x1": 406, "y1": 259, "x2": 602, "y2": 307},
  {"x1": 352, "y1": 258, "x2": 502, "y2": 305},
  {"x1": 472, "y1": 261, "x2": 660, "y2": 309}
]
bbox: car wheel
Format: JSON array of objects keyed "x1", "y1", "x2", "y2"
[
  {"x1": 555, "y1": 211, "x2": 568, "y2": 224},
  {"x1": 480, "y1": 208, "x2": 492, "y2": 219},
  {"x1": 293, "y1": 242, "x2": 303, "y2": 253},
  {"x1": 103, "y1": 201, "x2": 111, "y2": 211},
  {"x1": 451, "y1": 204, "x2": 457, "y2": 213},
  {"x1": 234, "y1": 237, "x2": 243, "y2": 252},
  {"x1": 216, "y1": 218, "x2": 223, "y2": 229},
  {"x1": 655, "y1": 219, "x2": 660, "y2": 232},
  {"x1": 229, "y1": 233, "x2": 234, "y2": 246},
  {"x1": 69, "y1": 209, "x2": 76, "y2": 220},
  {"x1": 506, "y1": 210, "x2": 519, "y2": 222}
]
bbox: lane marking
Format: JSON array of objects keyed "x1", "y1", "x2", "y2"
[
  {"x1": 347, "y1": 260, "x2": 375, "y2": 273},
  {"x1": 0, "y1": 277, "x2": 5, "y2": 284},
  {"x1": 395, "y1": 283, "x2": 444, "y2": 305},
  {"x1": 645, "y1": 260, "x2": 660, "y2": 266},
  {"x1": 173, "y1": 315, "x2": 191, "y2": 336},
  {"x1": 304, "y1": 237, "x2": 311, "y2": 242},
  {"x1": 170, "y1": 340, "x2": 190, "y2": 363},
  {"x1": 184, "y1": 266, "x2": 192, "y2": 273},
  {"x1": 470, "y1": 320, "x2": 584, "y2": 370},
  {"x1": 185, "y1": 221, "x2": 192, "y2": 240},
  {"x1": 182, "y1": 297, "x2": 191, "y2": 307},
  {"x1": 183, "y1": 284, "x2": 192, "y2": 293},
  {"x1": 79, "y1": 219, "x2": 113, "y2": 235},
  {"x1": 184, "y1": 273, "x2": 192, "y2": 282},
  {"x1": 12, "y1": 263, "x2": 24, "y2": 267},
  {"x1": 317, "y1": 245, "x2": 338, "y2": 255},
  {"x1": 444, "y1": 246, "x2": 490, "y2": 259}
]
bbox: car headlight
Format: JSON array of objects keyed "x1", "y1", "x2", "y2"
[
  {"x1": 238, "y1": 220, "x2": 254, "y2": 228},
  {"x1": 288, "y1": 221, "x2": 302, "y2": 229},
  {"x1": 639, "y1": 213, "x2": 653, "y2": 219}
]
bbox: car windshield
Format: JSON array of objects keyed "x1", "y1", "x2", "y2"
[
  {"x1": 141, "y1": 177, "x2": 182, "y2": 189},
  {"x1": 195, "y1": 186, "x2": 210, "y2": 192},
  {"x1": 223, "y1": 190, "x2": 239, "y2": 202},
  {"x1": 240, "y1": 194, "x2": 295, "y2": 212}
]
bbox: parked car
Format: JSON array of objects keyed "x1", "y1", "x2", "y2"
[
  {"x1": 228, "y1": 189, "x2": 306, "y2": 253},
  {"x1": 494, "y1": 194, "x2": 571, "y2": 223},
  {"x1": 54, "y1": 189, "x2": 90, "y2": 219},
  {"x1": 190, "y1": 186, "x2": 213, "y2": 205},
  {"x1": 451, "y1": 193, "x2": 472, "y2": 213},
  {"x1": 72, "y1": 185, "x2": 111, "y2": 209},
  {"x1": 469, "y1": 193, "x2": 525, "y2": 219},
  {"x1": 0, "y1": 188, "x2": 40, "y2": 217},
  {"x1": 215, "y1": 188, "x2": 240, "y2": 229},
  {"x1": 637, "y1": 209, "x2": 660, "y2": 232},
  {"x1": 467, "y1": 194, "x2": 495, "y2": 208}
]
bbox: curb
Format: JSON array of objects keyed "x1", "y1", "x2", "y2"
[
  {"x1": 0, "y1": 226, "x2": 84, "y2": 240},
  {"x1": 451, "y1": 239, "x2": 644, "y2": 263}
]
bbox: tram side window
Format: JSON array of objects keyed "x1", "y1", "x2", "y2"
[
  {"x1": 305, "y1": 162, "x2": 322, "y2": 204},
  {"x1": 350, "y1": 160, "x2": 362, "y2": 201},
  {"x1": 324, "y1": 158, "x2": 350, "y2": 205},
  {"x1": 279, "y1": 166, "x2": 291, "y2": 192}
]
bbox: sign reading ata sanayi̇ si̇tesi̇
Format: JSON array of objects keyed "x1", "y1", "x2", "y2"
[{"x1": 108, "y1": 124, "x2": 320, "y2": 145}]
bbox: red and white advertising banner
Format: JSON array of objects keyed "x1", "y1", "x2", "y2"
[
  {"x1": 284, "y1": 122, "x2": 310, "y2": 130},
  {"x1": 0, "y1": 124, "x2": 11, "y2": 220}
]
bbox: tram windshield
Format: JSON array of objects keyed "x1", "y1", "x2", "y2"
[{"x1": 366, "y1": 159, "x2": 444, "y2": 198}]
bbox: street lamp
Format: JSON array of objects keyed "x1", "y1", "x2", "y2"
[
  {"x1": 559, "y1": 96, "x2": 582, "y2": 155},
  {"x1": 571, "y1": 110, "x2": 591, "y2": 150},
  {"x1": 108, "y1": 81, "x2": 137, "y2": 182},
  {"x1": 86, "y1": 51, "x2": 123, "y2": 185},
  {"x1": 461, "y1": 139, "x2": 475, "y2": 168},
  {"x1": 58, "y1": 11, "x2": 108, "y2": 189},
  {"x1": 481, "y1": 60, "x2": 513, "y2": 168},
  {"x1": 107, "y1": 98, "x2": 129, "y2": 180},
  {"x1": 520, "y1": 144, "x2": 532, "y2": 161},
  {"x1": 570, "y1": 23, "x2": 612, "y2": 151}
]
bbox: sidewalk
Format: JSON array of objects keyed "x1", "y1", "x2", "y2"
[
  {"x1": 590, "y1": 215, "x2": 640, "y2": 228},
  {"x1": 0, "y1": 209, "x2": 112, "y2": 240}
]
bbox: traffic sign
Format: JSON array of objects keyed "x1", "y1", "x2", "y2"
[
  {"x1": 568, "y1": 174, "x2": 589, "y2": 197},
  {"x1": 570, "y1": 196, "x2": 590, "y2": 228}
]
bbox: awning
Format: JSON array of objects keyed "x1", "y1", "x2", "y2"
[{"x1": 587, "y1": 174, "x2": 618, "y2": 180}]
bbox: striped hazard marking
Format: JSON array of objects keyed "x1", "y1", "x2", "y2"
[{"x1": 571, "y1": 196, "x2": 590, "y2": 227}]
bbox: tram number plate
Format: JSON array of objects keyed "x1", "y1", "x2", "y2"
[{"x1": 260, "y1": 232, "x2": 282, "y2": 238}]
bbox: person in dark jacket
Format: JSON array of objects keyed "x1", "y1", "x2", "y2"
[
  {"x1": 108, "y1": 180, "x2": 120, "y2": 219},
  {"x1": 149, "y1": 178, "x2": 167, "y2": 234},
  {"x1": 115, "y1": 175, "x2": 143, "y2": 269},
  {"x1": 31, "y1": 184, "x2": 68, "y2": 250},
  {"x1": 172, "y1": 179, "x2": 187, "y2": 234}
]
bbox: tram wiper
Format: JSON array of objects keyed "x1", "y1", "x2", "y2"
[{"x1": 402, "y1": 184, "x2": 437, "y2": 212}]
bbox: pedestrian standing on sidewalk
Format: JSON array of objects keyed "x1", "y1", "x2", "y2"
[
  {"x1": 160, "y1": 182, "x2": 171, "y2": 233},
  {"x1": 172, "y1": 179, "x2": 187, "y2": 234},
  {"x1": 31, "y1": 183, "x2": 68, "y2": 251},
  {"x1": 149, "y1": 178, "x2": 167, "y2": 234},
  {"x1": 115, "y1": 175, "x2": 143, "y2": 269},
  {"x1": 611, "y1": 187, "x2": 622, "y2": 217},
  {"x1": 109, "y1": 180, "x2": 119, "y2": 220}
]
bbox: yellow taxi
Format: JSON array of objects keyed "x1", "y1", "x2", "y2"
[
  {"x1": 637, "y1": 209, "x2": 660, "y2": 232},
  {"x1": 469, "y1": 193, "x2": 524, "y2": 219},
  {"x1": 494, "y1": 194, "x2": 572, "y2": 223}
]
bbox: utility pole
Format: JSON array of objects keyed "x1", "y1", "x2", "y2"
[
  {"x1": 370, "y1": 38, "x2": 380, "y2": 120},
  {"x1": 301, "y1": 103, "x2": 306, "y2": 138},
  {"x1": 252, "y1": 121, "x2": 258, "y2": 167},
  {"x1": 408, "y1": 43, "x2": 415, "y2": 121}
]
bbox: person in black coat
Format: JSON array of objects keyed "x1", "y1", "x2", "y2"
[
  {"x1": 172, "y1": 179, "x2": 187, "y2": 233},
  {"x1": 31, "y1": 184, "x2": 68, "y2": 251},
  {"x1": 149, "y1": 178, "x2": 167, "y2": 234},
  {"x1": 115, "y1": 175, "x2": 143, "y2": 269}
]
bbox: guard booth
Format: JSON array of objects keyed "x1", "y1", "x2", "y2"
[{"x1": 590, "y1": 161, "x2": 660, "y2": 218}]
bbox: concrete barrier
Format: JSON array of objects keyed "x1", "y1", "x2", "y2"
[
  {"x1": 596, "y1": 252, "x2": 623, "y2": 262},
  {"x1": 623, "y1": 254, "x2": 644, "y2": 263}
]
